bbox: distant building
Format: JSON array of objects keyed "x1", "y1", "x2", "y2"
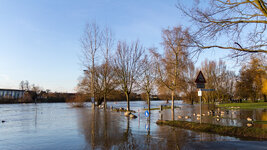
[{"x1": 0, "y1": 89, "x2": 25, "y2": 99}]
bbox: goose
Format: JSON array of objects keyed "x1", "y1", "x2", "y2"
[
  {"x1": 129, "y1": 114, "x2": 137, "y2": 119},
  {"x1": 247, "y1": 123, "x2": 253, "y2": 127},
  {"x1": 185, "y1": 116, "x2": 190, "y2": 119},
  {"x1": 247, "y1": 117, "x2": 253, "y2": 122}
]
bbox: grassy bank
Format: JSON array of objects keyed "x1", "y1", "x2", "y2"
[
  {"x1": 144, "y1": 105, "x2": 181, "y2": 111},
  {"x1": 218, "y1": 102, "x2": 267, "y2": 109},
  {"x1": 156, "y1": 120, "x2": 267, "y2": 139}
]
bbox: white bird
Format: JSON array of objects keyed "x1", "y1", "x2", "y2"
[
  {"x1": 193, "y1": 113, "x2": 196, "y2": 116},
  {"x1": 197, "y1": 114, "x2": 201, "y2": 117},
  {"x1": 247, "y1": 117, "x2": 253, "y2": 122},
  {"x1": 216, "y1": 118, "x2": 220, "y2": 121},
  {"x1": 202, "y1": 114, "x2": 205, "y2": 116},
  {"x1": 178, "y1": 116, "x2": 183, "y2": 119}
]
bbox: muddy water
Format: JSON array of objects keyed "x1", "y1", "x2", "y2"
[{"x1": 0, "y1": 101, "x2": 266, "y2": 150}]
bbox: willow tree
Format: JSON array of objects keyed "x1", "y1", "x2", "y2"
[
  {"x1": 177, "y1": 0, "x2": 267, "y2": 57},
  {"x1": 152, "y1": 26, "x2": 191, "y2": 110},
  {"x1": 113, "y1": 41, "x2": 144, "y2": 111}
]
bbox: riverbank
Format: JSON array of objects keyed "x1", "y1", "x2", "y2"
[
  {"x1": 218, "y1": 102, "x2": 267, "y2": 109},
  {"x1": 143, "y1": 105, "x2": 181, "y2": 110},
  {"x1": 156, "y1": 120, "x2": 267, "y2": 139}
]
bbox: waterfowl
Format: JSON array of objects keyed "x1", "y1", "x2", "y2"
[
  {"x1": 247, "y1": 123, "x2": 253, "y2": 127},
  {"x1": 129, "y1": 114, "x2": 137, "y2": 119},
  {"x1": 185, "y1": 116, "x2": 190, "y2": 119},
  {"x1": 247, "y1": 117, "x2": 253, "y2": 122}
]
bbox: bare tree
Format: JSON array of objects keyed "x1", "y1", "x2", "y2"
[
  {"x1": 25, "y1": 80, "x2": 30, "y2": 91},
  {"x1": 152, "y1": 26, "x2": 191, "y2": 110},
  {"x1": 19, "y1": 81, "x2": 24, "y2": 90},
  {"x1": 201, "y1": 59, "x2": 236, "y2": 103},
  {"x1": 177, "y1": 0, "x2": 267, "y2": 57},
  {"x1": 138, "y1": 54, "x2": 157, "y2": 112},
  {"x1": 183, "y1": 61, "x2": 197, "y2": 105},
  {"x1": 81, "y1": 23, "x2": 103, "y2": 106},
  {"x1": 113, "y1": 41, "x2": 144, "y2": 111},
  {"x1": 102, "y1": 27, "x2": 114, "y2": 109}
]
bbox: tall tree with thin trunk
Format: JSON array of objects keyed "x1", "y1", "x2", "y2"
[
  {"x1": 102, "y1": 27, "x2": 114, "y2": 109},
  {"x1": 152, "y1": 26, "x2": 191, "y2": 110},
  {"x1": 81, "y1": 23, "x2": 102, "y2": 106},
  {"x1": 138, "y1": 54, "x2": 157, "y2": 112},
  {"x1": 113, "y1": 41, "x2": 144, "y2": 111}
]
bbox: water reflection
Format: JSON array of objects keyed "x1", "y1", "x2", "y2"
[
  {"x1": 1, "y1": 102, "x2": 267, "y2": 150},
  {"x1": 77, "y1": 108, "x2": 126, "y2": 149}
]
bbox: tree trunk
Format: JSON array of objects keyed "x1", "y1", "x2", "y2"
[
  {"x1": 264, "y1": 95, "x2": 267, "y2": 102},
  {"x1": 191, "y1": 95, "x2": 193, "y2": 105},
  {"x1": 147, "y1": 92, "x2": 150, "y2": 112},
  {"x1": 126, "y1": 92, "x2": 130, "y2": 111},
  {"x1": 104, "y1": 94, "x2": 107, "y2": 110},
  {"x1": 171, "y1": 90, "x2": 174, "y2": 110}
]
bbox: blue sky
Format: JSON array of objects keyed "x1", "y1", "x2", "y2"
[{"x1": 0, "y1": 0, "x2": 232, "y2": 92}]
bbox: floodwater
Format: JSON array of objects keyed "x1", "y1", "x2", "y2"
[{"x1": 0, "y1": 101, "x2": 267, "y2": 150}]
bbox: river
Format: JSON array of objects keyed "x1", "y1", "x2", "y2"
[{"x1": 0, "y1": 101, "x2": 267, "y2": 150}]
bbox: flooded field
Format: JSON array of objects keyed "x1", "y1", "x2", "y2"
[{"x1": 0, "y1": 101, "x2": 267, "y2": 150}]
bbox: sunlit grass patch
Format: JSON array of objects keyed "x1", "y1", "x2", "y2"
[
  {"x1": 254, "y1": 121, "x2": 267, "y2": 124},
  {"x1": 156, "y1": 120, "x2": 267, "y2": 139},
  {"x1": 218, "y1": 102, "x2": 267, "y2": 109}
]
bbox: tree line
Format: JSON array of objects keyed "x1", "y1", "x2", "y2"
[{"x1": 76, "y1": 22, "x2": 267, "y2": 111}]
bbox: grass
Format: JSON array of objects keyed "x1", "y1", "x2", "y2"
[
  {"x1": 254, "y1": 121, "x2": 267, "y2": 124},
  {"x1": 143, "y1": 108, "x2": 160, "y2": 110},
  {"x1": 143, "y1": 105, "x2": 181, "y2": 111},
  {"x1": 218, "y1": 102, "x2": 267, "y2": 109},
  {"x1": 156, "y1": 120, "x2": 267, "y2": 139},
  {"x1": 111, "y1": 108, "x2": 136, "y2": 113}
]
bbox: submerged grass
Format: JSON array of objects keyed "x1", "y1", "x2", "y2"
[
  {"x1": 254, "y1": 121, "x2": 267, "y2": 124},
  {"x1": 143, "y1": 105, "x2": 181, "y2": 111},
  {"x1": 156, "y1": 120, "x2": 267, "y2": 139},
  {"x1": 112, "y1": 108, "x2": 136, "y2": 113},
  {"x1": 218, "y1": 102, "x2": 267, "y2": 109}
]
